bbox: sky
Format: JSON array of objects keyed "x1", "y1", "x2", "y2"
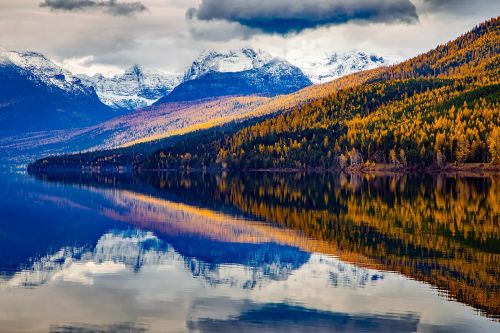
[{"x1": 0, "y1": 0, "x2": 498, "y2": 76}]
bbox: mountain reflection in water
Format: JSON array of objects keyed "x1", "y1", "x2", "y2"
[{"x1": 0, "y1": 171, "x2": 498, "y2": 333}]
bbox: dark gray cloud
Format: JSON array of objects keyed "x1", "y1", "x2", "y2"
[
  {"x1": 187, "y1": 18, "x2": 258, "y2": 41},
  {"x1": 187, "y1": 0, "x2": 419, "y2": 35},
  {"x1": 39, "y1": 0, "x2": 147, "y2": 16}
]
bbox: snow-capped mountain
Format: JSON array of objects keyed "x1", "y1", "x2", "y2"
[
  {"x1": 157, "y1": 48, "x2": 311, "y2": 103},
  {"x1": 0, "y1": 46, "x2": 394, "y2": 153},
  {"x1": 0, "y1": 49, "x2": 90, "y2": 93},
  {"x1": 0, "y1": 49, "x2": 119, "y2": 135},
  {"x1": 78, "y1": 65, "x2": 181, "y2": 110},
  {"x1": 290, "y1": 51, "x2": 391, "y2": 84},
  {"x1": 183, "y1": 48, "x2": 273, "y2": 81}
]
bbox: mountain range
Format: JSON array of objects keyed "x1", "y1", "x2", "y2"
[
  {"x1": 1, "y1": 48, "x2": 389, "y2": 110},
  {"x1": 0, "y1": 46, "x2": 393, "y2": 166},
  {"x1": 75, "y1": 49, "x2": 313, "y2": 107}
]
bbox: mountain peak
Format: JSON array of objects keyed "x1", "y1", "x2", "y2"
[
  {"x1": 126, "y1": 64, "x2": 145, "y2": 77},
  {"x1": 0, "y1": 49, "x2": 90, "y2": 93},
  {"x1": 290, "y1": 50, "x2": 391, "y2": 84},
  {"x1": 77, "y1": 65, "x2": 181, "y2": 110},
  {"x1": 183, "y1": 48, "x2": 274, "y2": 81},
  {"x1": 158, "y1": 51, "x2": 311, "y2": 104}
]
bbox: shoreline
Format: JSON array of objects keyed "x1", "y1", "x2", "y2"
[{"x1": 27, "y1": 162, "x2": 500, "y2": 176}]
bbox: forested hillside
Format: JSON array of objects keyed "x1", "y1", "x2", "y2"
[{"x1": 29, "y1": 17, "x2": 500, "y2": 172}]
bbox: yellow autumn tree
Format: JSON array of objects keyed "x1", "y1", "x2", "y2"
[{"x1": 488, "y1": 126, "x2": 500, "y2": 165}]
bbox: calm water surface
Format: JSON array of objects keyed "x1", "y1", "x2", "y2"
[{"x1": 0, "y1": 172, "x2": 498, "y2": 333}]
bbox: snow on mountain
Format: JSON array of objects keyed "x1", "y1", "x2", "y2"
[
  {"x1": 183, "y1": 48, "x2": 274, "y2": 81},
  {"x1": 0, "y1": 47, "x2": 390, "y2": 111},
  {"x1": 290, "y1": 51, "x2": 391, "y2": 84},
  {"x1": 176, "y1": 48, "x2": 392, "y2": 98},
  {"x1": 0, "y1": 47, "x2": 398, "y2": 161},
  {"x1": 157, "y1": 48, "x2": 311, "y2": 103},
  {"x1": 0, "y1": 48, "x2": 92, "y2": 93},
  {"x1": 78, "y1": 65, "x2": 181, "y2": 110}
]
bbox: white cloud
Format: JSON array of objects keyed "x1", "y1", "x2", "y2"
[{"x1": 55, "y1": 55, "x2": 124, "y2": 76}]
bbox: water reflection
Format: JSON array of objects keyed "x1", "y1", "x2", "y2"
[
  {"x1": 0, "y1": 172, "x2": 498, "y2": 332},
  {"x1": 187, "y1": 302, "x2": 420, "y2": 333},
  {"x1": 50, "y1": 323, "x2": 148, "y2": 333},
  {"x1": 1, "y1": 230, "x2": 171, "y2": 289}
]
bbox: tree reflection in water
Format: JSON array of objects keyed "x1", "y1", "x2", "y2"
[{"x1": 32, "y1": 171, "x2": 500, "y2": 319}]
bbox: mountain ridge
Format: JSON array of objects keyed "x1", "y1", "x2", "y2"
[
  {"x1": 0, "y1": 49, "x2": 89, "y2": 93},
  {"x1": 290, "y1": 51, "x2": 391, "y2": 84},
  {"x1": 77, "y1": 65, "x2": 181, "y2": 110},
  {"x1": 156, "y1": 58, "x2": 312, "y2": 103},
  {"x1": 183, "y1": 48, "x2": 274, "y2": 81},
  {"x1": 0, "y1": 47, "x2": 390, "y2": 114}
]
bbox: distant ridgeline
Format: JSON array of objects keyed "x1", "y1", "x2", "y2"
[{"x1": 29, "y1": 17, "x2": 500, "y2": 171}]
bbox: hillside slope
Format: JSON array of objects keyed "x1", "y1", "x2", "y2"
[
  {"x1": 2, "y1": 96, "x2": 271, "y2": 166},
  {"x1": 113, "y1": 67, "x2": 385, "y2": 149}
]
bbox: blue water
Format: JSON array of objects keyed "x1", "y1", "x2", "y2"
[{"x1": 0, "y1": 172, "x2": 498, "y2": 333}]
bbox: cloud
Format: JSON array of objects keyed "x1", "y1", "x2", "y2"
[
  {"x1": 419, "y1": 0, "x2": 499, "y2": 14},
  {"x1": 422, "y1": 0, "x2": 468, "y2": 6},
  {"x1": 39, "y1": 0, "x2": 147, "y2": 16},
  {"x1": 187, "y1": 0, "x2": 419, "y2": 35},
  {"x1": 187, "y1": 16, "x2": 259, "y2": 41},
  {"x1": 56, "y1": 55, "x2": 124, "y2": 76}
]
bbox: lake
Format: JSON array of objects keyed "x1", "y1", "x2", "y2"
[{"x1": 0, "y1": 171, "x2": 498, "y2": 333}]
